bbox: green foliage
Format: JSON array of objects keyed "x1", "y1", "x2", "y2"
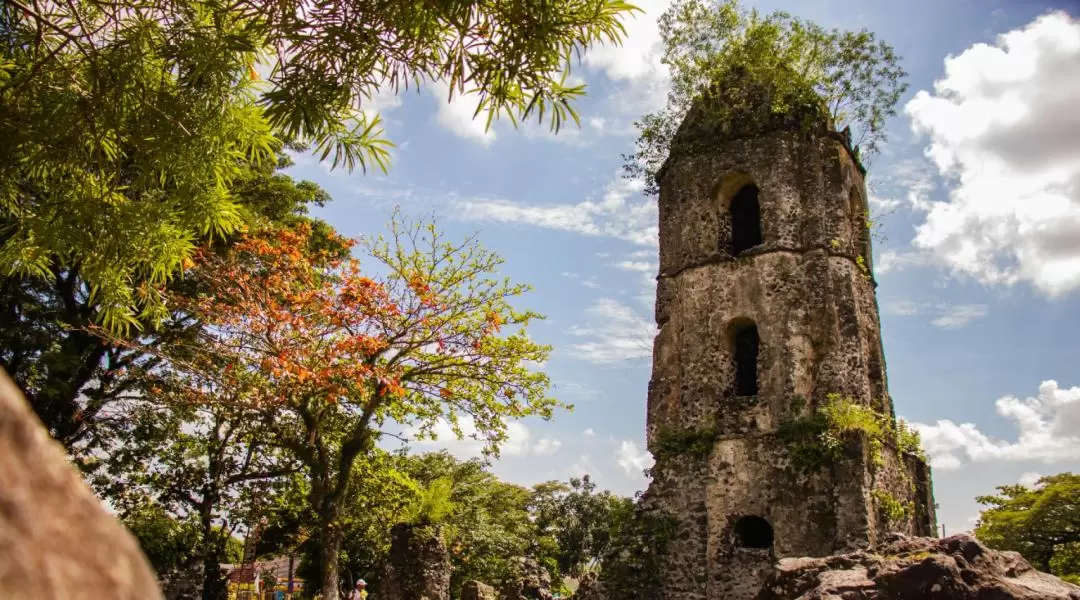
[
  {"x1": 778, "y1": 393, "x2": 926, "y2": 472},
  {"x1": 896, "y1": 419, "x2": 927, "y2": 461},
  {"x1": 2, "y1": 0, "x2": 638, "y2": 332},
  {"x1": 818, "y1": 394, "x2": 888, "y2": 467},
  {"x1": 121, "y1": 501, "x2": 202, "y2": 575},
  {"x1": 623, "y1": 0, "x2": 907, "y2": 195},
  {"x1": 0, "y1": 3, "x2": 278, "y2": 331},
  {"x1": 975, "y1": 472, "x2": 1080, "y2": 580},
  {"x1": 598, "y1": 507, "x2": 679, "y2": 596},
  {"x1": 0, "y1": 139, "x2": 338, "y2": 454},
  {"x1": 872, "y1": 489, "x2": 913, "y2": 525},
  {"x1": 651, "y1": 424, "x2": 717, "y2": 460},
  {"x1": 406, "y1": 477, "x2": 456, "y2": 527},
  {"x1": 399, "y1": 451, "x2": 536, "y2": 595},
  {"x1": 529, "y1": 475, "x2": 635, "y2": 578},
  {"x1": 855, "y1": 255, "x2": 872, "y2": 281}
]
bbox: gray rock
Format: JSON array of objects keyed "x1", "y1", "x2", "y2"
[
  {"x1": 500, "y1": 557, "x2": 553, "y2": 600},
  {"x1": 756, "y1": 533, "x2": 1080, "y2": 600},
  {"x1": 462, "y1": 580, "x2": 498, "y2": 600}
]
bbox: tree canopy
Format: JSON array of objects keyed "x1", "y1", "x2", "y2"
[
  {"x1": 0, "y1": 0, "x2": 638, "y2": 331},
  {"x1": 114, "y1": 213, "x2": 557, "y2": 598},
  {"x1": 623, "y1": 0, "x2": 907, "y2": 195},
  {"x1": 975, "y1": 472, "x2": 1080, "y2": 584}
]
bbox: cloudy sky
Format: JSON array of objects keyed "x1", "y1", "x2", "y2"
[{"x1": 285, "y1": 0, "x2": 1080, "y2": 538}]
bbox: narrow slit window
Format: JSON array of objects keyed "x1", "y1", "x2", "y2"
[
  {"x1": 733, "y1": 323, "x2": 759, "y2": 396},
  {"x1": 730, "y1": 184, "x2": 763, "y2": 255}
]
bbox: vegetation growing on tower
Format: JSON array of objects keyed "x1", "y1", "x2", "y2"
[{"x1": 622, "y1": 0, "x2": 908, "y2": 195}]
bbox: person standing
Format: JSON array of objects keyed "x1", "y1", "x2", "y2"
[{"x1": 347, "y1": 579, "x2": 368, "y2": 600}]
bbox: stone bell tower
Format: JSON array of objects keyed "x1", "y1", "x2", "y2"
[{"x1": 640, "y1": 78, "x2": 937, "y2": 600}]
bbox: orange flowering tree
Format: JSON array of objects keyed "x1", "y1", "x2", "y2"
[{"x1": 163, "y1": 213, "x2": 556, "y2": 598}]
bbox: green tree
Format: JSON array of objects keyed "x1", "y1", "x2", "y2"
[
  {"x1": 258, "y1": 453, "x2": 419, "y2": 597},
  {"x1": 121, "y1": 500, "x2": 203, "y2": 577},
  {"x1": 97, "y1": 391, "x2": 296, "y2": 600},
  {"x1": 138, "y1": 214, "x2": 556, "y2": 599},
  {"x1": 0, "y1": 3, "x2": 279, "y2": 331},
  {"x1": 401, "y1": 451, "x2": 536, "y2": 595},
  {"x1": 529, "y1": 475, "x2": 634, "y2": 579},
  {"x1": 1, "y1": 0, "x2": 637, "y2": 328},
  {"x1": 0, "y1": 146, "x2": 334, "y2": 455},
  {"x1": 975, "y1": 472, "x2": 1080, "y2": 583},
  {"x1": 623, "y1": 0, "x2": 907, "y2": 195}
]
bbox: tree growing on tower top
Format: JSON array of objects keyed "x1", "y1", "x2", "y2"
[{"x1": 623, "y1": 0, "x2": 908, "y2": 195}]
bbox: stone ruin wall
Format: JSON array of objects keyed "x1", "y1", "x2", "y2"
[{"x1": 642, "y1": 127, "x2": 937, "y2": 600}]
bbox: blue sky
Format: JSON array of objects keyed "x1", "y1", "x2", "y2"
[{"x1": 285, "y1": 0, "x2": 1080, "y2": 538}]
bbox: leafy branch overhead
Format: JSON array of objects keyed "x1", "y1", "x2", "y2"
[
  {"x1": 0, "y1": 0, "x2": 639, "y2": 332},
  {"x1": 623, "y1": 0, "x2": 908, "y2": 195}
]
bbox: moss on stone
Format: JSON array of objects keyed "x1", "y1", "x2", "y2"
[
  {"x1": 778, "y1": 393, "x2": 928, "y2": 474},
  {"x1": 652, "y1": 424, "x2": 718, "y2": 461},
  {"x1": 872, "y1": 489, "x2": 914, "y2": 525}
]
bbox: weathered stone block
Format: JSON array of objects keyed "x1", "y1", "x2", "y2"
[
  {"x1": 462, "y1": 580, "x2": 497, "y2": 600},
  {"x1": 379, "y1": 523, "x2": 451, "y2": 600},
  {"x1": 499, "y1": 557, "x2": 553, "y2": 600}
]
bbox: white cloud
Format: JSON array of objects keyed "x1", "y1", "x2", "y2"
[
  {"x1": 1018, "y1": 471, "x2": 1043, "y2": 488},
  {"x1": 582, "y1": 0, "x2": 672, "y2": 115},
  {"x1": 881, "y1": 300, "x2": 989, "y2": 329},
  {"x1": 874, "y1": 249, "x2": 931, "y2": 275},
  {"x1": 615, "y1": 440, "x2": 654, "y2": 480},
  {"x1": 613, "y1": 260, "x2": 654, "y2": 272},
  {"x1": 584, "y1": 428, "x2": 596, "y2": 436},
  {"x1": 532, "y1": 437, "x2": 563, "y2": 455},
  {"x1": 929, "y1": 304, "x2": 989, "y2": 329},
  {"x1": 404, "y1": 416, "x2": 561, "y2": 459},
  {"x1": 429, "y1": 80, "x2": 496, "y2": 145},
  {"x1": 566, "y1": 298, "x2": 657, "y2": 364},
  {"x1": 904, "y1": 12, "x2": 1080, "y2": 297},
  {"x1": 360, "y1": 84, "x2": 404, "y2": 121},
  {"x1": 912, "y1": 380, "x2": 1080, "y2": 470},
  {"x1": 453, "y1": 176, "x2": 658, "y2": 247}
]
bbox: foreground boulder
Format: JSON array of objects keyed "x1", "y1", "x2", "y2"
[
  {"x1": 757, "y1": 533, "x2": 1080, "y2": 600},
  {"x1": 462, "y1": 580, "x2": 498, "y2": 600},
  {"x1": 0, "y1": 368, "x2": 163, "y2": 599}
]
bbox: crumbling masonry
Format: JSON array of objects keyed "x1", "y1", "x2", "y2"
[{"x1": 633, "y1": 82, "x2": 937, "y2": 600}]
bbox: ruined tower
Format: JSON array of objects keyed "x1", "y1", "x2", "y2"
[{"x1": 640, "y1": 78, "x2": 937, "y2": 600}]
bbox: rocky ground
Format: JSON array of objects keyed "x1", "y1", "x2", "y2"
[{"x1": 756, "y1": 533, "x2": 1080, "y2": 600}]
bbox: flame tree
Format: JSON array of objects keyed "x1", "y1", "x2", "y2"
[{"x1": 144, "y1": 213, "x2": 556, "y2": 598}]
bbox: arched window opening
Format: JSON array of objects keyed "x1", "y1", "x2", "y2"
[
  {"x1": 732, "y1": 322, "x2": 759, "y2": 397},
  {"x1": 730, "y1": 184, "x2": 763, "y2": 255},
  {"x1": 735, "y1": 516, "x2": 773, "y2": 549}
]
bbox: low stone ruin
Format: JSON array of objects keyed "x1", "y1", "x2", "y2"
[
  {"x1": 463, "y1": 580, "x2": 498, "y2": 600},
  {"x1": 756, "y1": 533, "x2": 1080, "y2": 600},
  {"x1": 379, "y1": 523, "x2": 452, "y2": 600},
  {"x1": 0, "y1": 367, "x2": 163, "y2": 599},
  {"x1": 499, "y1": 556, "x2": 554, "y2": 600}
]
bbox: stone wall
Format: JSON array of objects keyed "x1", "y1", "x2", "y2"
[
  {"x1": 638, "y1": 83, "x2": 936, "y2": 600},
  {"x1": 379, "y1": 524, "x2": 451, "y2": 600}
]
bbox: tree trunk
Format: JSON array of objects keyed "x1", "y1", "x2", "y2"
[
  {"x1": 199, "y1": 503, "x2": 226, "y2": 600},
  {"x1": 319, "y1": 507, "x2": 343, "y2": 600}
]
